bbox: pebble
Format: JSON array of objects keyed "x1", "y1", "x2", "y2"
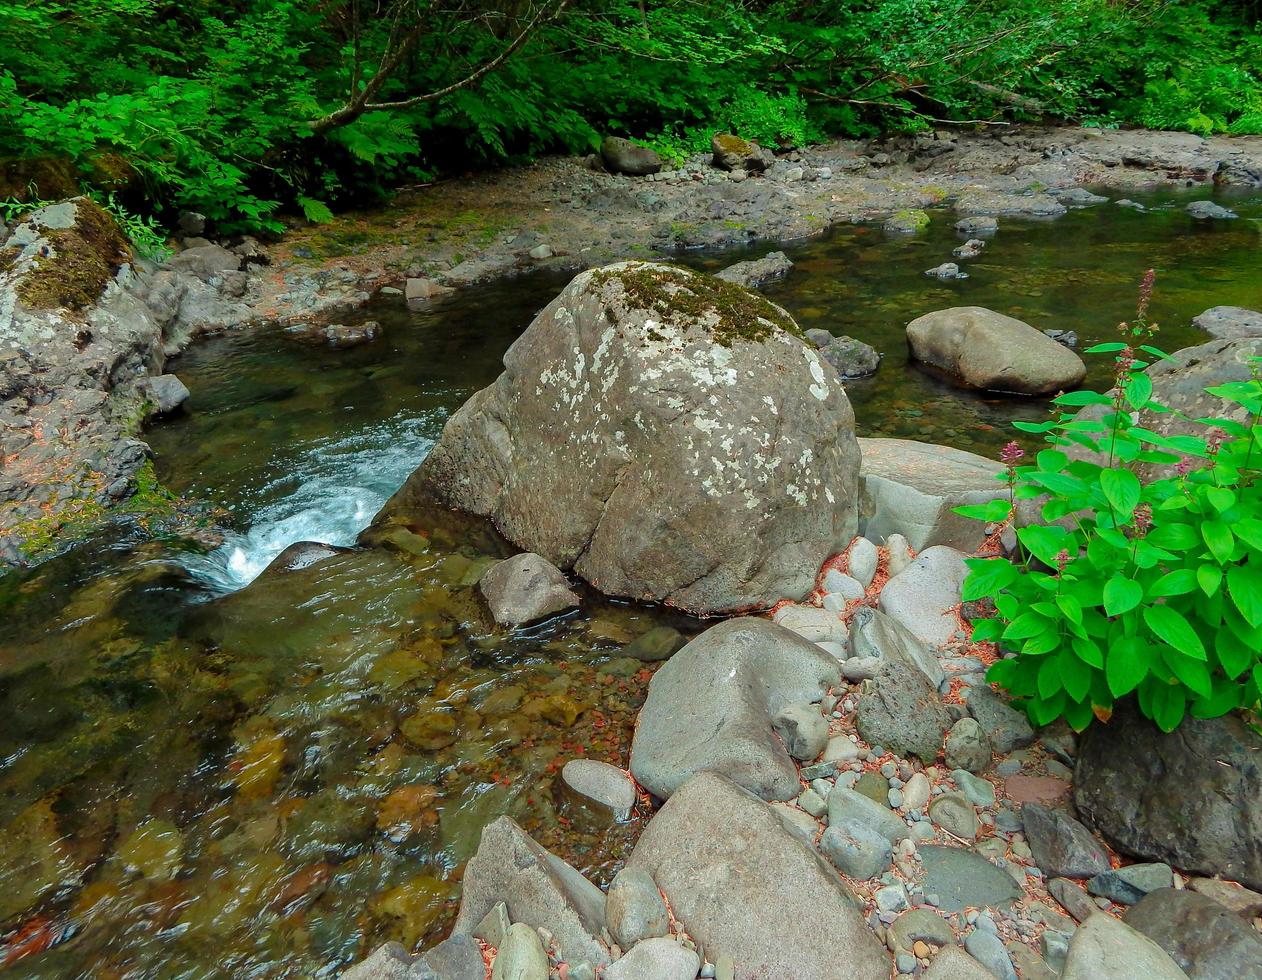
[
  {"x1": 847, "y1": 537, "x2": 880, "y2": 588},
  {"x1": 952, "y1": 769, "x2": 996, "y2": 807},
  {"x1": 929, "y1": 792, "x2": 979, "y2": 840},
  {"x1": 798, "y1": 787, "x2": 827, "y2": 818},
  {"x1": 964, "y1": 928, "x2": 1017, "y2": 980},
  {"x1": 876, "y1": 883, "x2": 910, "y2": 913},
  {"x1": 902, "y1": 773, "x2": 931, "y2": 811},
  {"x1": 896, "y1": 952, "x2": 916, "y2": 974},
  {"x1": 1047, "y1": 873, "x2": 1100, "y2": 921}
]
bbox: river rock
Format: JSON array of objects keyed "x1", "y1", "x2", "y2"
[
  {"x1": 452, "y1": 817, "x2": 609, "y2": 968},
  {"x1": 879, "y1": 545, "x2": 969, "y2": 647},
  {"x1": 1088, "y1": 863, "x2": 1174, "y2": 905},
  {"x1": 1048, "y1": 878, "x2": 1099, "y2": 923},
  {"x1": 846, "y1": 536, "x2": 880, "y2": 588},
  {"x1": 599, "y1": 136, "x2": 662, "y2": 176},
  {"x1": 1075, "y1": 701, "x2": 1262, "y2": 890},
  {"x1": 856, "y1": 659, "x2": 951, "y2": 761},
  {"x1": 411, "y1": 933, "x2": 486, "y2": 980},
  {"x1": 560, "y1": 759, "x2": 636, "y2": 821},
  {"x1": 478, "y1": 553, "x2": 580, "y2": 627},
  {"x1": 711, "y1": 133, "x2": 774, "y2": 172},
  {"x1": 1060, "y1": 912, "x2": 1188, "y2": 980},
  {"x1": 953, "y1": 239, "x2": 986, "y2": 260},
  {"x1": 1053, "y1": 187, "x2": 1109, "y2": 206},
  {"x1": 1187, "y1": 878, "x2": 1262, "y2": 918},
  {"x1": 375, "y1": 261, "x2": 861, "y2": 616},
  {"x1": 929, "y1": 792, "x2": 979, "y2": 840},
  {"x1": 604, "y1": 937, "x2": 700, "y2": 980},
  {"x1": 773, "y1": 702, "x2": 829, "y2": 761},
  {"x1": 1125, "y1": 888, "x2": 1262, "y2": 980},
  {"x1": 964, "y1": 929, "x2": 1016, "y2": 980},
  {"x1": 850, "y1": 607, "x2": 944, "y2": 688},
  {"x1": 605, "y1": 867, "x2": 669, "y2": 948},
  {"x1": 1186, "y1": 200, "x2": 1237, "y2": 220},
  {"x1": 622, "y1": 625, "x2": 687, "y2": 661},
  {"x1": 889, "y1": 908, "x2": 955, "y2": 952},
  {"x1": 858, "y1": 438, "x2": 1007, "y2": 553},
  {"x1": 919, "y1": 845, "x2": 1022, "y2": 913},
  {"x1": 1022, "y1": 803, "x2": 1110, "y2": 880},
  {"x1": 1192, "y1": 305, "x2": 1262, "y2": 339},
  {"x1": 821, "y1": 817, "x2": 894, "y2": 879},
  {"x1": 629, "y1": 771, "x2": 891, "y2": 979},
  {"x1": 629, "y1": 618, "x2": 841, "y2": 801},
  {"x1": 828, "y1": 786, "x2": 911, "y2": 844},
  {"x1": 140, "y1": 374, "x2": 190, "y2": 416},
  {"x1": 906, "y1": 307, "x2": 1087, "y2": 396},
  {"x1": 715, "y1": 251, "x2": 793, "y2": 289},
  {"x1": 944, "y1": 718, "x2": 993, "y2": 773},
  {"x1": 962, "y1": 685, "x2": 1035, "y2": 754},
  {"x1": 818, "y1": 335, "x2": 881, "y2": 379},
  {"x1": 955, "y1": 216, "x2": 998, "y2": 236},
  {"x1": 925, "y1": 262, "x2": 967, "y2": 281},
  {"x1": 924, "y1": 946, "x2": 999, "y2": 979},
  {"x1": 492, "y1": 922, "x2": 549, "y2": 980},
  {"x1": 343, "y1": 943, "x2": 412, "y2": 980}
]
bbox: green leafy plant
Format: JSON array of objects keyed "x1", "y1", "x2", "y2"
[{"x1": 958, "y1": 272, "x2": 1262, "y2": 733}]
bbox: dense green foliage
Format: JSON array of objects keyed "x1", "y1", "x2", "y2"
[
  {"x1": 1, "y1": 0, "x2": 1259, "y2": 229},
  {"x1": 959, "y1": 278, "x2": 1262, "y2": 733}
]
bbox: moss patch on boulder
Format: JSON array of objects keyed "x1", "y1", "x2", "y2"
[
  {"x1": 14, "y1": 197, "x2": 132, "y2": 312},
  {"x1": 593, "y1": 263, "x2": 802, "y2": 347}
]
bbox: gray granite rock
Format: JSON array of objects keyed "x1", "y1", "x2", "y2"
[
  {"x1": 828, "y1": 787, "x2": 911, "y2": 843},
  {"x1": 452, "y1": 817, "x2": 609, "y2": 968},
  {"x1": 604, "y1": 937, "x2": 701, "y2": 980},
  {"x1": 857, "y1": 660, "x2": 951, "y2": 761},
  {"x1": 343, "y1": 943, "x2": 412, "y2": 980},
  {"x1": 410, "y1": 934, "x2": 485, "y2": 980},
  {"x1": 773, "y1": 702, "x2": 829, "y2": 761},
  {"x1": 919, "y1": 846, "x2": 1022, "y2": 913},
  {"x1": 963, "y1": 686, "x2": 1035, "y2": 754},
  {"x1": 850, "y1": 606, "x2": 946, "y2": 689},
  {"x1": 964, "y1": 929, "x2": 1017, "y2": 980},
  {"x1": 1088, "y1": 864, "x2": 1175, "y2": 905},
  {"x1": 924, "y1": 946, "x2": 1000, "y2": 980},
  {"x1": 605, "y1": 867, "x2": 669, "y2": 948},
  {"x1": 561, "y1": 759, "x2": 636, "y2": 821},
  {"x1": 1060, "y1": 912, "x2": 1188, "y2": 980},
  {"x1": 821, "y1": 817, "x2": 894, "y2": 879},
  {"x1": 879, "y1": 545, "x2": 970, "y2": 648},
  {"x1": 1124, "y1": 887, "x2": 1262, "y2": 980},
  {"x1": 945, "y1": 718, "x2": 994, "y2": 774},
  {"x1": 1192, "y1": 305, "x2": 1262, "y2": 340},
  {"x1": 629, "y1": 771, "x2": 890, "y2": 979},
  {"x1": 1048, "y1": 878, "x2": 1098, "y2": 923},
  {"x1": 1022, "y1": 804, "x2": 1110, "y2": 880},
  {"x1": 479, "y1": 553, "x2": 580, "y2": 627},
  {"x1": 492, "y1": 922, "x2": 549, "y2": 980},
  {"x1": 930, "y1": 792, "x2": 979, "y2": 840},
  {"x1": 630, "y1": 618, "x2": 841, "y2": 801}
]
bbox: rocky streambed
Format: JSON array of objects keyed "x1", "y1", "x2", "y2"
[{"x1": 2, "y1": 126, "x2": 1262, "y2": 979}]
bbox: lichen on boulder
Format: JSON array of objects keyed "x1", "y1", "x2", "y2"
[{"x1": 373, "y1": 260, "x2": 862, "y2": 615}]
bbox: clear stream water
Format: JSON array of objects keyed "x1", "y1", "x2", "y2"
[{"x1": 1, "y1": 190, "x2": 1259, "y2": 977}]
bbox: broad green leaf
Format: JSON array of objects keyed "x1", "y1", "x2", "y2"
[
  {"x1": 1226, "y1": 564, "x2": 1262, "y2": 628},
  {"x1": 1061, "y1": 649, "x2": 1092, "y2": 702},
  {"x1": 1053, "y1": 390, "x2": 1113, "y2": 407},
  {"x1": 1103, "y1": 575, "x2": 1143, "y2": 616},
  {"x1": 1037, "y1": 449, "x2": 1069, "y2": 472},
  {"x1": 1162, "y1": 648, "x2": 1213, "y2": 699},
  {"x1": 1216, "y1": 630, "x2": 1254, "y2": 680},
  {"x1": 1206, "y1": 487, "x2": 1237, "y2": 513},
  {"x1": 971, "y1": 618, "x2": 1003, "y2": 642},
  {"x1": 1198, "y1": 564, "x2": 1222, "y2": 597},
  {"x1": 961, "y1": 558, "x2": 1019, "y2": 601},
  {"x1": 1106, "y1": 635, "x2": 1148, "y2": 696},
  {"x1": 1037, "y1": 655, "x2": 1063, "y2": 699},
  {"x1": 1072, "y1": 635, "x2": 1103, "y2": 668},
  {"x1": 1100, "y1": 468, "x2": 1141, "y2": 518},
  {"x1": 1149, "y1": 681, "x2": 1187, "y2": 733},
  {"x1": 1144, "y1": 605, "x2": 1206, "y2": 660},
  {"x1": 1003, "y1": 612, "x2": 1049, "y2": 640},
  {"x1": 1149, "y1": 568, "x2": 1197, "y2": 597},
  {"x1": 1055, "y1": 593, "x2": 1083, "y2": 625},
  {"x1": 1084, "y1": 342, "x2": 1128, "y2": 353},
  {"x1": 1202, "y1": 520, "x2": 1235, "y2": 563},
  {"x1": 1124, "y1": 372, "x2": 1153, "y2": 409}
]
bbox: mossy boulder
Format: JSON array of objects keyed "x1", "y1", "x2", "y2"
[
  {"x1": 883, "y1": 210, "x2": 931, "y2": 234},
  {"x1": 374, "y1": 261, "x2": 862, "y2": 616},
  {"x1": 711, "y1": 133, "x2": 775, "y2": 172}
]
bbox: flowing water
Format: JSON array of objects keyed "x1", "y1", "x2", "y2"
[{"x1": 1, "y1": 190, "x2": 1259, "y2": 977}]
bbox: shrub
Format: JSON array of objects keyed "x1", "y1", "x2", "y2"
[{"x1": 959, "y1": 272, "x2": 1262, "y2": 732}]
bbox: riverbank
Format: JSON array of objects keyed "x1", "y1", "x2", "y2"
[{"x1": 2, "y1": 125, "x2": 1261, "y2": 563}]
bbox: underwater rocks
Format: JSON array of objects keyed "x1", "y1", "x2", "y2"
[
  {"x1": 375, "y1": 261, "x2": 861, "y2": 616},
  {"x1": 906, "y1": 306, "x2": 1087, "y2": 396}
]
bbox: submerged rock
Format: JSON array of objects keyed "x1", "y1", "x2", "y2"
[
  {"x1": 715, "y1": 250, "x2": 793, "y2": 289},
  {"x1": 1186, "y1": 200, "x2": 1237, "y2": 220},
  {"x1": 559, "y1": 759, "x2": 636, "y2": 821},
  {"x1": 816, "y1": 334, "x2": 881, "y2": 379},
  {"x1": 906, "y1": 306, "x2": 1087, "y2": 396},
  {"x1": 629, "y1": 771, "x2": 891, "y2": 979},
  {"x1": 884, "y1": 210, "x2": 931, "y2": 234},
  {"x1": 1075, "y1": 701, "x2": 1262, "y2": 890},
  {"x1": 478, "y1": 552, "x2": 580, "y2": 627},
  {"x1": 629, "y1": 618, "x2": 841, "y2": 801},
  {"x1": 374, "y1": 261, "x2": 861, "y2": 616}
]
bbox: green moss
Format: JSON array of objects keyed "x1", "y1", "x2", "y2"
[
  {"x1": 592, "y1": 263, "x2": 802, "y2": 347},
  {"x1": 713, "y1": 133, "x2": 753, "y2": 155},
  {"x1": 14, "y1": 198, "x2": 131, "y2": 312}
]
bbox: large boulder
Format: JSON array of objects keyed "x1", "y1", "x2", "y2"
[
  {"x1": 1060, "y1": 912, "x2": 1189, "y2": 980},
  {"x1": 906, "y1": 307, "x2": 1086, "y2": 396},
  {"x1": 629, "y1": 618, "x2": 841, "y2": 801},
  {"x1": 1074, "y1": 701, "x2": 1262, "y2": 891},
  {"x1": 451, "y1": 817, "x2": 610, "y2": 968},
  {"x1": 711, "y1": 134, "x2": 775, "y2": 172},
  {"x1": 629, "y1": 771, "x2": 891, "y2": 979},
  {"x1": 373, "y1": 261, "x2": 861, "y2": 616},
  {"x1": 1124, "y1": 888, "x2": 1262, "y2": 980},
  {"x1": 599, "y1": 136, "x2": 662, "y2": 176},
  {"x1": 858, "y1": 438, "x2": 1007, "y2": 553}
]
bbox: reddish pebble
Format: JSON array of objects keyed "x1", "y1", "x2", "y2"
[{"x1": 1005, "y1": 774, "x2": 1071, "y2": 805}]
